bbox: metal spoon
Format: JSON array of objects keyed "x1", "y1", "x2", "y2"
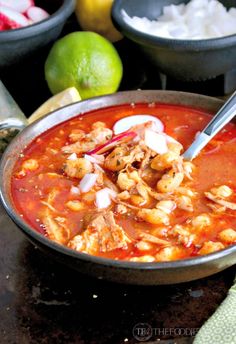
[{"x1": 183, "y1": 90, "x2": 236, "y2": 161}]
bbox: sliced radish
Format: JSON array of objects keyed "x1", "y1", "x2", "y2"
[
  {"x1": 87, "y1": 131, "x2": 137, "y2": 155},
  {"x1": 0, "y1": 21, "x2": 7, "y2": 30},
  {"x1": 144, "y1": 129, "x2": 168, "y2": 154},
  {"x1": 84, "y1": 154, "x2": 105, "y2": 166},
  {"x1": 113, "y1": 115, "x2": 164, "y2": 135},
  {"x1": 0, "y1": 6, "x2": 29, "y2": 28},
  {"x1": 79, "y1": 173, "x2": 98, "y2": 193},
  {"x1": 94, "y1": 163, "x2": 105, "y2": 173},
  {"x1": 92, "y1": 154, "x2": 105, "y2": 164},
  {"x1": 0, "y1": 0, "x2": 34, "y2": 13},
  {"x1": 26, "y1": 6, "x2": 49, "y2": 23}
]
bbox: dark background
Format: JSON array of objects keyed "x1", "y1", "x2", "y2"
[{"x1": 0, "y1": 15, "x2": 228, "y2": 117}]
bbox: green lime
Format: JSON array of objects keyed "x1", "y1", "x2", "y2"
[{"x1": 45, "y1": 31, "x2": 123, "y2": 99}]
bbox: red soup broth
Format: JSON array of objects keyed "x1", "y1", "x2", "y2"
[{"x1": 11, "y1": 103, "x2": 236, "y2": 262}]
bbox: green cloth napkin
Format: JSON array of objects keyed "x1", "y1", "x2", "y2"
[{"x1": 194, "y1": 276, "x2": 236, "y2": 344}]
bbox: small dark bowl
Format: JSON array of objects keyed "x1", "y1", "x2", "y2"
[
  {"x1": 112, "y1": 0, "x2": 236, "y2": 81},
  {"x1": 0, "y1": 0, "x2": 75, "y2": 69},
  {"x1": 1, "y1": 90, "x2": 236, "y2": 285}
]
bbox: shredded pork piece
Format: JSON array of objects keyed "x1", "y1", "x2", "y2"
[
  {"x1": 62, "y1": 127, "x2": 112, "y2": 154},
  {"x1": 41, "y1": 201, "x2": 57, "y2": 213},
  {"x1": 103, "y1": 175, "x2": 119, "y2": 193},
  {"x1": 207, "y1": 203, "x2": 226, "y2": 213},
  {"x1": 139, "y1": 149, "x2": 152, "y2": 174},
  {"x1": 115, "y1": 204, "x2": 128, "y2": 214},
  {"x1": 42, "y1": 210, "x2": 70, "y2": 244},
  {"x1": 176, "y1": 187, "x2": 197, "y2": 197},
  {"x1": 139, "y1": 232, "x2": 170, "y2": 245},
  {"x1": 145, "y1": 185, "x2": 173, "y2": 201},
  {"x1": 62, "y1": 140, "x2": 96, "y2": 154},
  {"x1": 205, "y1": 191, "x2": 236, "y2": 210},
  {"x1": 40, "y1": 188, "x2": 72, "y2": 244},
  {"x1": 126, "y1": 144, "x2": 146, "y2": 167},
  {"x1": 41, "y1": 188, "x2": 59, "y2": 213},
  {"x1": 171, "y1": 225, "x2": 195, "y2": 247},
  {"x1": 68, "y1": 211, "x2": 131, "y2": 254}
]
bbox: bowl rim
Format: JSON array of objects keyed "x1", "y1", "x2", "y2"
[
  {"x1": 1, "y1": 90, "x2": 236, "y2": 272},
  {"x1": 0, "y1": 0, "x2": 75, "y2": 42},
  {"x1": 112, "y1": 0, "x2": 236, "y2": 50}
]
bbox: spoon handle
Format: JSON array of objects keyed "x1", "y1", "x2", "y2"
[
  {"x1": 183, "y1": 90, "x2": 236, "y2": 161},
  {"x1": 204, "y1": 90, "x2": 236, "y2": 136}
]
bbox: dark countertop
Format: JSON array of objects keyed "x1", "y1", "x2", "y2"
[{"x1": 0, "y1": 15, "x2": 235, "y2": 344}]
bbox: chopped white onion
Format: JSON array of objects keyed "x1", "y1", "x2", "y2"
[
  {"x1": 84, "y1": 154, "x2": 100, "y2": 164},
  {"x1": 144, "y1": 129, "x2": 168, "y2": 154},
  {"x1": 70, "y1": 186, "x2": 80, "y2": 195},
  {"x1": 157, "y1": 201, "x2": 176, "y2": 214},
  {"x1": 92, "y1": 154, "x2": 105, "y2": 163},
  {"x1": 113, "y1": 115, "x2": 164, "y2": 134},
  {"x1": 157, "y1": 132, "x2": 183, "y2": 151},
  {"x1": 95, "y1": 188, "x2": 117, "y2": 209},
  {"x1": 94, "y1": 163, "x2": 105, "y2": 173},
  {"x1": 67, "y1": 153, "x2": 77, "y2": 160},
  {"x1": 163, "y1": 133, "x2": 181, "y2": 145},
  {"x1": 107, "y1": 187, "x2": 117, "y2": 199},
  {"x1": 79, "y1": 173, "x2": 98, "y2": 193},
  {"x1": 122, "y1": 0, "x2": 236, "y2": 40}
]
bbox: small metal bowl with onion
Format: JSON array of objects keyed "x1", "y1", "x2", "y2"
[{"x1": 112, "y1": 0, "x2": 236, "y2": 81}]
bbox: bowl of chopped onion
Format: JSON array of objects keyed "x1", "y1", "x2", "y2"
[
  {"x1": 112, "y1": 0, "x2": 236, "y2": 81},
  {"x1": 0, "y1": 0, "x2": 75, "y2": 68}
]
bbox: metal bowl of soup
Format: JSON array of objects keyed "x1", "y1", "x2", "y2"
[{"x1": 0, "y1": 90, "x2": 236, "y2": 285}]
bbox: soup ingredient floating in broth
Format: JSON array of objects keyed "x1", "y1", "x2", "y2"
[
  {"x1": 0, "y1": 0, "x2": 49, "y2": 30},
  {"x1": 113, "y1": 115, "x2": 164, "y2": 134},
  {"x1": 122, "y1": 0, "x2": 236, "y2": 39}
]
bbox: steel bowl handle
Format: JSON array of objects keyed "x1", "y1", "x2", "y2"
[{"x1": 0, "y1": 80, "x2": 28, "y2": 153}]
